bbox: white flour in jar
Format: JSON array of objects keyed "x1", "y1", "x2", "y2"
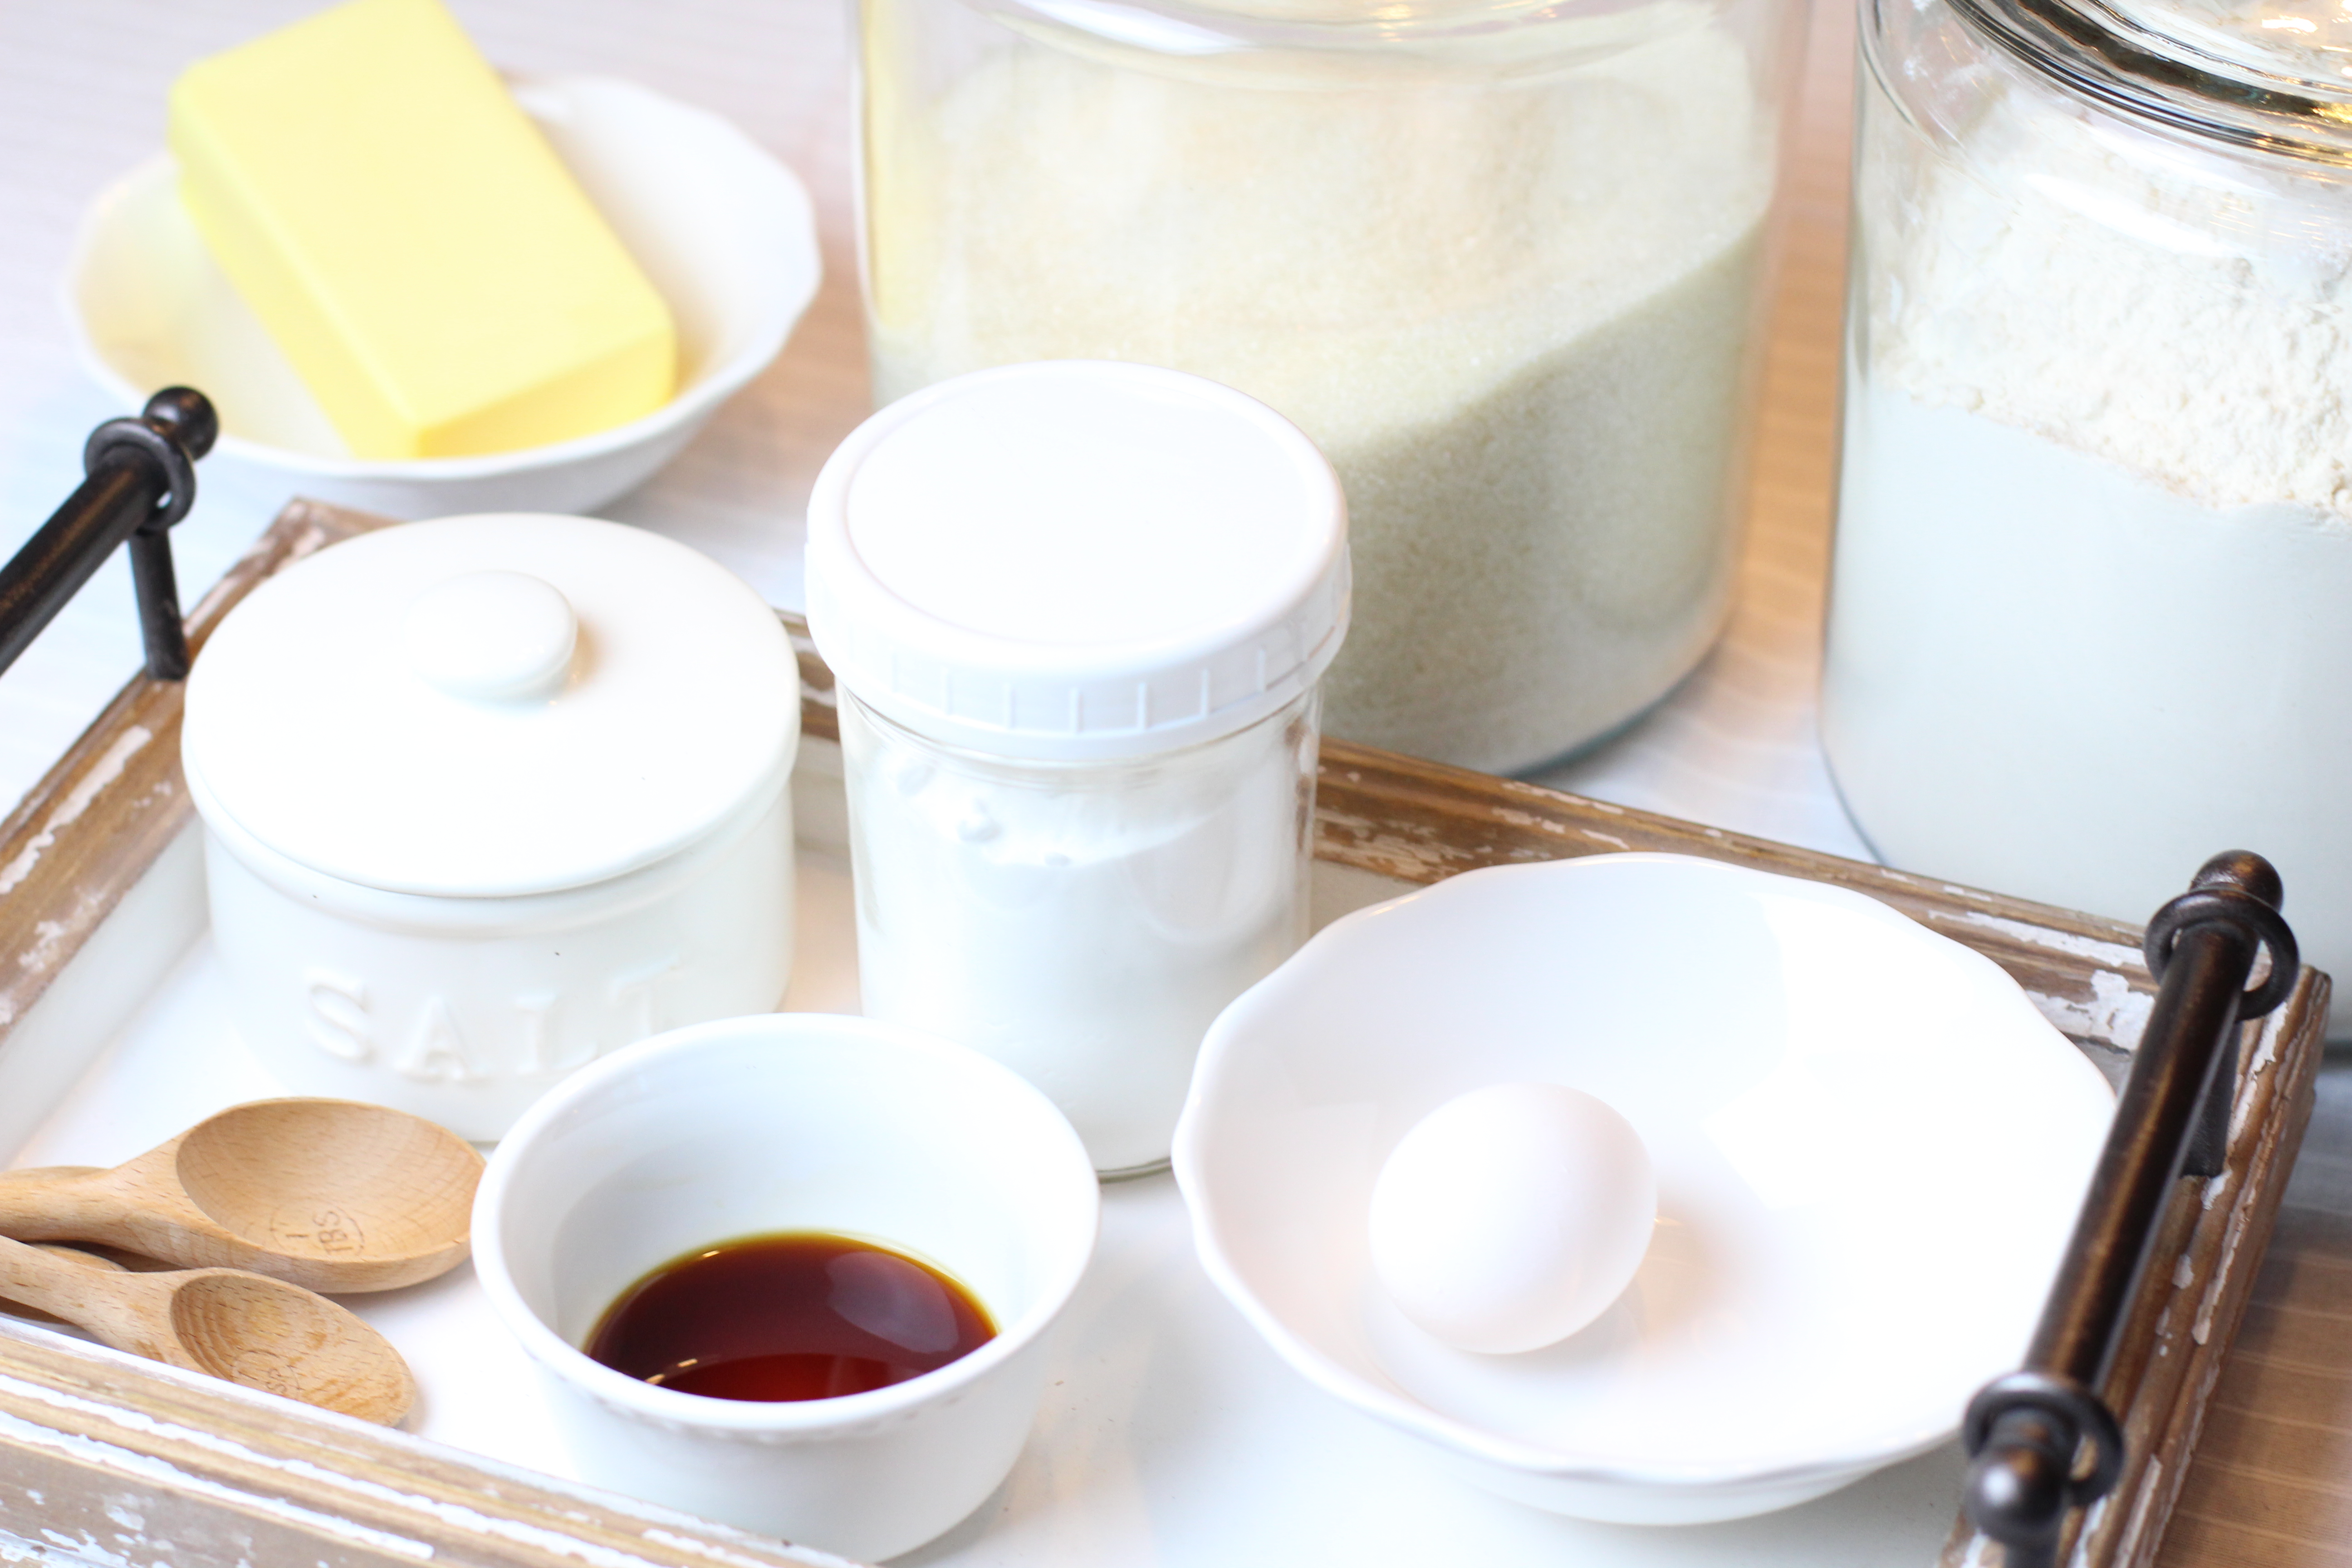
[
  {"x1": 863, "y1": 14, "x2": 1775, "y2": 773},
  {"x1": 840, "y1": 697, "x2": 1315, "y2": 1174},
  {"x1": 1826, "y1": 77, "x2": 2352, "y2": 1028}
]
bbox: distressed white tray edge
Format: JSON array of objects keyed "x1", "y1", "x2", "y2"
[{"x1": 0, "y1": 827, "x2": 204, "y2": 1163}]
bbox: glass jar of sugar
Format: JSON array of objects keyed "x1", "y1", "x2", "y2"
[
  {"x1": 858, "y1": 0, "x2": 1799, "y2": 776},
  {"x1": 805, "y1": 361, "x2": 1350, "y2": 1174},
  {"x1": 1830, "y1": 0, "x2": 2352, "y2": 1032}
]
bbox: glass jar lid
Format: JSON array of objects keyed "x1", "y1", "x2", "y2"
[
  {"x1": 1951, "y1": 0, "x2": 2352, "y2": 160},
  {"x1": 184, "y1": 514, "x2": 799, "y2": 898}
]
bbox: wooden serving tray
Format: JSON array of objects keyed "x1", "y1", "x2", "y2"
[{"x1": 0, "y1": 500, "x2": 2325, "y2": 1568}]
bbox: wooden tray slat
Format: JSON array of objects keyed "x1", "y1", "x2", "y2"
[{"x1": 0, "y1": 1325, "x2": 845, "y2": 1568}]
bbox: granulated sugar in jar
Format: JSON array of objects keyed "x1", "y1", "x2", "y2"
[{"x1": 859, "y1": 0, "x2": 1797, "y2": 774}]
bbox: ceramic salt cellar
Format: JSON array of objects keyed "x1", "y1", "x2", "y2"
[{"x1": 181, "y1": 513, "x2": 799, "y2": 1138}]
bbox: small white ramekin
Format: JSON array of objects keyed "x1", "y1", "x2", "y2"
[{"x1": 471, "y1": 1013, "x2": 1100, "y2": 1562}]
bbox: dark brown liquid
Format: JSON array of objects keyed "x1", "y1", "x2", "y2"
[{"x1": 586, "y1": 1232, "x2": 995, "y2": 1403}]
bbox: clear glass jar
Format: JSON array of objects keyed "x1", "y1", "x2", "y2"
[
  {"x1": 858, "y1": 0, "x2": 1801, "y2": 774},
  {"x1": 1828, "y1": 0, "x2": 2352, "y2": 1029},
  {"x1": 841, "y1": 691, "x2": 1319, "y2": 1176}
]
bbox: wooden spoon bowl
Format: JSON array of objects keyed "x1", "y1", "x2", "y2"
[
  {"x1": 0, "y1": 1099, "x2": 482, "y2": 1292},
  {"x1": 172, "y1": 1098, "x2": 480, "y2": 1279},
  {"x1": 164, "y1": 1269, "x2": 415, "y2": 1422},
  {"x1": 0, "y1": 1233, "x2": 414, "y2": 1424}
]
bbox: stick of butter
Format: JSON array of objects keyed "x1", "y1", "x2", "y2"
[{"x1": 169, "y1": 0, "x2": 676, "y2": 459}]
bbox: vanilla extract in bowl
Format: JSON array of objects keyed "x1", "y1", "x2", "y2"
[{"x1": 586, "y1": 1232, "x2": 995, "y2": 1402}]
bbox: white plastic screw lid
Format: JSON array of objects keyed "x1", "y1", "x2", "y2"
[
  {"x1": 805, "y1": 362, "x2": 1350, "y2": 761},
  {"x1": 183, "y1": 515, "x2": 799, "y2": 898}
]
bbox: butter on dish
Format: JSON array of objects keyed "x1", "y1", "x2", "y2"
[{"x1": 168, "y1": 0, "x2": 676, "y2": 460}]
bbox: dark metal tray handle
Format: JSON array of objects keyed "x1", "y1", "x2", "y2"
[
  {"x1": 1965, "y1": 850, "x2": 2297, "y2": 1567},
  {"x1": 0, "y1": 388, "x2": 217, "y2": 682}
]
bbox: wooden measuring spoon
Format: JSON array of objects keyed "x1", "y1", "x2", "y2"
[
  {"x1": 0, "y1": 1099, "x2": 481, "y2": 1292},
  {"x1": 0, "y1": 1233, "x2": 416, "y2": 1424}
]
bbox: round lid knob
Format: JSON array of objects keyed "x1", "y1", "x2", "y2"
[
  {"x1": 183, "y1": 515, "x2": 799, "y2": 899},
  {"x1": 402, "y1": 571, "x2": 578, "y2": 703}
]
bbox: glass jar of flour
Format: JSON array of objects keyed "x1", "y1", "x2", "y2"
[
  {"x1": 858, "y1": 0, "x2": 1798, "y2": 775},
  {"x1": 1830, "y1": 0, "x2": 2352, "y2": 1031},
  {"x1": 805, "y1": 361, "x2": 1350, "y2": 1174}
]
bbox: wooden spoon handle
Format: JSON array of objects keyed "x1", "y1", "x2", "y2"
[
  {"x1": 30, "y1": 1244, "x2": 125, "y2": 1270},
  {"x1": 0, "y1": 1231, "x2": 123, "y2": 1326},
  {"x1": 0, "y1": 1238, "x2": 206, "y2": 1377},
  {"x1": 0, "y1": 1166, "x2": 122, "y2": 1244},
  {"x1": 3, "y1": 1243, "x2": 126, "y2": 1323}
]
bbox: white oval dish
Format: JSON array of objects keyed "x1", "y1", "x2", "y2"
[
  {"x1": 1172, "y1": 852, "x2": 2115, "y2": 1526},
  {"x1": 63, "y1": 75, "x2": 820, "y2": 519},
  {"x1": 472, "y1": 1012, "x2": 1101, "y2": 1563}
]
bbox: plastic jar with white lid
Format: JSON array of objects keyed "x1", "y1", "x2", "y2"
[
  {"x1": 805, "y1": 361, "x2": 1350, "y2": 1175},
  {"x1": 182, "y1": 514, "x2": 801, "y2": 1138}
]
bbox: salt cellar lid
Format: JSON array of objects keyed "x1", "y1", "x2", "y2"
[{"x1": 183, "y1": 514, "x2": 799, "y2": 898}]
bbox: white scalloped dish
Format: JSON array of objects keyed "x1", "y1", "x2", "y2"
[{"x1": 1172, "y1": 853, "x2": 2115, "y2": 1526}]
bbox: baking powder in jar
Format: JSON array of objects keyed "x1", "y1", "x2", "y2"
[
  {"x1": 806, "y1": 361, "x2": 1350, "y2": 1175},
  {"x1": 182, "y1": 514, "x2": 800, "y2": 1138}
]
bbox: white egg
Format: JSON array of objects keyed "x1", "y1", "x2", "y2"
[{"x1": 1368, "y1": 1082, "x2": 1656, "y2": 1355}]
